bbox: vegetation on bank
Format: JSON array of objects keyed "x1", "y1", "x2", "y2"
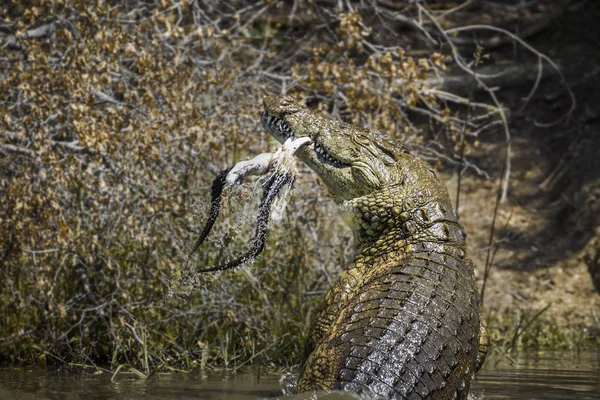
[{"x1": 1, "y1": 0, "x2": 597, "y2": 373}]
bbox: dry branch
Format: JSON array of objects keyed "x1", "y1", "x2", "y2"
[{"x1": 0, "y1": 143, "x2": 35, "y2": 157}]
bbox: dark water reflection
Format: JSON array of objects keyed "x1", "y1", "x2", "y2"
[
  {"x1": 0, "y1": 351, "x2": 598, "y2": 400},
  {"x1": 470, "y1": 351, "x2": 600, "y2": 400}
]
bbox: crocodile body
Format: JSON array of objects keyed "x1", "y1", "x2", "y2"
[{"x1": 262, "y1": 96, "x2": 487, "y2": 399}]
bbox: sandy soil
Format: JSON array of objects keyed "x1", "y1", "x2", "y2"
[
  {"x1": 449, "y1": 172, "x2": 600, "y2": 329},
  {"x1": 440, "y1": 0, "x2": 600, "y2": 334}
]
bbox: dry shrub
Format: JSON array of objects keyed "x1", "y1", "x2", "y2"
[{"x1": 0, "y1": 0, "x2": 501, "y2": 369}]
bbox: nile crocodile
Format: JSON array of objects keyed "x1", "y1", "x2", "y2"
[{"x1": 260, "y1": 95, "x2": 488, "y2": 399}]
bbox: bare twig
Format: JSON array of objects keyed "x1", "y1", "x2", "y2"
[
  {"x1": 0, "y1": 143, "x2": 35, "y2": 157},
  {"x1": 19, "y1": 22, "x2": 56, "y2": 39},
  {"x1": 510, "y1": 303, "x2": 552, "y2": 350},
  {"x1": 436, "y1": 0, "x2": 474, "y2": 20},
  {"x1": 448, "y1": 1, "x2": 569, "y2": 50},
  {"x1": 480, "y1": 140, "x2": 510, "y2": 306},
  {"x1": 444, "y1": 24, "x2": 576, "y2": 125},
  {"x1": 456, "y1": 45, "x2": 483, "y2": 219},
  {"x1": 418, "y1": 5, "x2": 516, "y2": 201}
]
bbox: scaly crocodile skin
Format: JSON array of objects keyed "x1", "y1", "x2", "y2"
[{"x1": 261, "y1": 95, "x2": 487, "y2": 399}]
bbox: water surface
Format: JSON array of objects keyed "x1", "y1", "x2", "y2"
[{"x1": 1, "y1": 351, "x2": 598, "y2": 400}]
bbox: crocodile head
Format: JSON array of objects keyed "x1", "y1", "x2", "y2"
[
  {"x1": 262, "y1": 95, "x2": 405, "y2": 201},
  {"x1": 262, "y1": 95, "x2": 456, "y2": 245}
]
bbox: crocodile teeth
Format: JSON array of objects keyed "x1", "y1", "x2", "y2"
[
  {"x1": 315, "y1": 143, "x2": 323, "y2": 154},
  {"x1": 280, "y1": 121, "x2": 293, "y2": 139},
  {"x1": 266, "y1": 116, "x2": 294, "y2": 140},
  {"x1": 314, "y1": 142, "x2": 344, "y2": 168}
]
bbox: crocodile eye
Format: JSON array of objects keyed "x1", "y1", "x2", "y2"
[{"x1": 354, "y1": 134, "x2": 371, "y2": 144}]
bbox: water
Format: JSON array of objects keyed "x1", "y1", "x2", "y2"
[
  {"x1": 470, "y1": 351, "x2": 600, "y2": 400},
  {"x1": 0, "y1": 351, "x2": 598, "y2": 400}
]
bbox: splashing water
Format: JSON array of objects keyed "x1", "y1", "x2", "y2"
[
  {"x1": 265, "y1": 145, "x2": 301, "y2": 223},
  {"x1": 267, "y1": 136, "x2": 310, "y2": 223},
  {"x1": 269, "y1": 180, "x2": 292, "y2": 224}
]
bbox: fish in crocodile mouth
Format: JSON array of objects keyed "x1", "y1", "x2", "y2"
[{"x1": 261, "y1": 111, "x2": 348, "y2": 169}]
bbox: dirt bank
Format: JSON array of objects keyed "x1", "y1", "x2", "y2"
[{"x1": 446, "y1": 0, "x2": 600, "y2": 347}]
